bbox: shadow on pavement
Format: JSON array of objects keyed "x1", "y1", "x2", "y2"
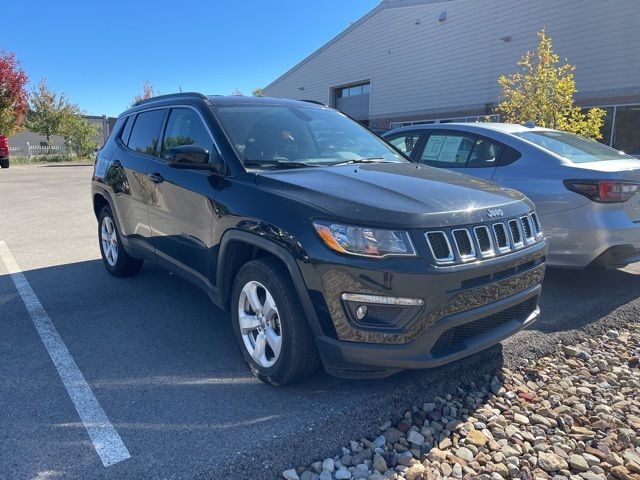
[
  {"x1": 2, "y1": 258, "x2": 636, "y2": 479},
  {"x1": 533, "y1": 266, "x2": 640, "y2": 334}
]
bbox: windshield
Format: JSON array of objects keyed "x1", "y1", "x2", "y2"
[
  {"x1": 513, "y1": 130, "x2": 635, "y2": 163},
  {"x1": 211, "y1": 104, "x2": 406, "y2": 169}
]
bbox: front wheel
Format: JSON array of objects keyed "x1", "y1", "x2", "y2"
[
  {"x1": 231, "y1": 258, "x2": 319, "y2": 386},
  {"x1": 98, "y1": 206, "x2": 143, "y2": 276},
  {"x1": 0, "y1": 158, "x2": 9, "y2": 169}
]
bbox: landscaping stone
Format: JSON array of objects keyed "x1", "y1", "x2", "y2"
[
  {"x1": 283, "y1": 324, "x2": 640, "y2": 480},
  {"x1": 283, "y1": 468, "x2": 300, "y2": 480}
]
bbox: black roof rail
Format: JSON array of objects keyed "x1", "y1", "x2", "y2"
[
  {"x1": 134, "y1": 92, "x2": 208, "y2": 107},
  {"x1": 300, "y1": 99, "x2": 328, "y2": 107}
]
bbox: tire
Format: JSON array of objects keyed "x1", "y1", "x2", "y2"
[
  {"x1": 231, "y1": 257, "x2": 320, "y2": 386},
  {"x1": 98, "y1": 206, "x2": 143, "y2": 277},
  {"x1": 0, "y1": 158, "x2": 9, "y2": 169}
]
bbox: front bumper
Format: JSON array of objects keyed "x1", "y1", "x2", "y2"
[
  {"x1": 298, "y1": 240, "x2": 547, "y2": 378},
  {"x1": 318, "y1": 284, "x2": 540, "y2": 378}
]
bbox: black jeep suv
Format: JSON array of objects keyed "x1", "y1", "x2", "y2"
[{"x1": 92, "y1": 93, "x2": 547, "y2": 385}]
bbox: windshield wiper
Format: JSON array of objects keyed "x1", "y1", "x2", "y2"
[
  {"x1": 244, "y1": 160, "x2": 319, "y2": 169},
  {"x1": 331, "y1": 157, "x2": 394, "y2": 166}
]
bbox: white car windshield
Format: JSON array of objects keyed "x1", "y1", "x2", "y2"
[
  {"x1": 514, "y1": 130, "x2": 635, "y2": 163},
  {"x1": 212, "y1": 104, "x2": 406, "y2": 169}
]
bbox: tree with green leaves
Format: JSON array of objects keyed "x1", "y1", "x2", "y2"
[
  {"x1": 0, "y1": 49, "x2": 29, "y2": 136},
  {"x1": 252, "y1": 87, "x2": 264, "y2": 97},
  {"x1": 27, "y1": 78, "x2": 78, "y2": 144},
  {"x1": 62, "y1": 115, "x2": 99, "y2": 157},
  {"x1": 497, "y1": 29, "x2": 605, "y2": 139}
]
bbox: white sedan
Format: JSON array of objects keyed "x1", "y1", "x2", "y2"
[{"x1": 384, "y1": 123, "x2": 640, "y2": 268}]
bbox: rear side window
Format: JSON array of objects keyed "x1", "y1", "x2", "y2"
[
  {"x1": 161, "y1": 108, "x2": 214, "y2": 159},
  {"x1": 498, "y1": 145, "x2": 522, "y2": 166},
  {"x1": 468, "y1": 137, "x2": 503, "y2": 168},
  {"x1": 127, "y1": 110, "x2": 166, "y2": 157},
  {"x1": 421, "y1": 133, "x2": 474, "y2": 167},
  {"x1": 386, "y1": 132, "x2": 421, "y2": 156},
  {"x1": 120, "y1": 116, "x2": 133, "y2": 144},
  {"x1": 514, "y1": 130, "x2": 635, "y2": 162}
]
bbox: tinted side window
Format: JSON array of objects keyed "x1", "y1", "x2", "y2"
[
  {"x1": 127, "y1": 110, "x2": 166, "y2": 156},
  {"x1": 120, "y1": 116, "x2": 133, "y2": 144},
  {"x1": 386, "y1": 132, "x2": 421, "y2": 156},
  {"x1": 468, "y1": 137, "x2": 503, "y2": 168},
  {"x1": 161, "y1": 108, "x2": 214, "y2": 159},
  {"x1": 420, "y1": 133, "x2": 475, "y2": 167},
  {"x1": 498, "y1": 145, "x2": 522, "y2": 166}
]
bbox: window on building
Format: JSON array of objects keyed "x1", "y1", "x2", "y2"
[
  {"x1": 613, "y1": 105, "x2": 640, "y2": 157},
  {"x1": 127, "y1": 109, "x2": 166, "y2": 157},
  {"x1": 335, "y1": 82, "x2": 370, "y2": 99},
  {"x1": 597, "y1": 107, "x2": 614, "y2": 146}
]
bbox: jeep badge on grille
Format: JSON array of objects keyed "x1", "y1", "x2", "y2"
[{"x1": 486, "y1": 208, "x2": 504, "y2": 218}]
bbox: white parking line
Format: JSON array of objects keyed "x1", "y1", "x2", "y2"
[{"x1": 0, "y1": 241, "x2": 130, "y2": 467}]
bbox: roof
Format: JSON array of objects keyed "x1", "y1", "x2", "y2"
[
  {"x1": 207, "y1": 95, "x2": 327, "y2": 108},
  {"x1": 264, "y1": 0, "x2": 451, "y2": 92},
  {"x1": 122, "y1": 93, "x2": 327, "y2": 117},
  {"x1": 386, "y1": 122, "x2": 553, "y2": 135}
]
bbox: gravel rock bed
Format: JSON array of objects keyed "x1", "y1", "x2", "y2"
[{"x1": 282, "y1": 324, "x2": 640, "y2": 480}]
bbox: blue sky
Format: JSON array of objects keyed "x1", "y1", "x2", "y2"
[{"x1": 2, "y1": 0, "x2": 379, "y2": 116}]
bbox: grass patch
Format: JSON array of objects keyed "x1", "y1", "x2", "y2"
[{"x1": 10, "y1": 155, "x2": 93, "y2": 165}]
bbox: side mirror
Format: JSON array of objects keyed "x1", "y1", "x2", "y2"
[{"x1": 167, "y1": 145, "x2": 224, "y2": 173}]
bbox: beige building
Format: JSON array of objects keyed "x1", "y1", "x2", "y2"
[{"x1": 264, "y1": 0, "x2": 640, "y2": 155}]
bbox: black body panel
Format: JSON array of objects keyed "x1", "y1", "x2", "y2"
[{"x1": 91, "y1": 94, "x2": 547, "y2": 378}]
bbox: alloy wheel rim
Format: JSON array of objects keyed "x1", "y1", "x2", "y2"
[
  {"x1": 238, "y1": 280, "x2": 282, "y2": 368},
  {"x1": 100, "y1": 216, "x2": 118, "y2": 267}
]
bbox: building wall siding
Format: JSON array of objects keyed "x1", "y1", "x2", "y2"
[{"x1": 264, "y1": 0, "x2": 640, "y2": 124}]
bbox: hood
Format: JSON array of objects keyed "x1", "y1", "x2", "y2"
[{"x1": 256, "y1": 163, "x2": 532, "y2": 228}]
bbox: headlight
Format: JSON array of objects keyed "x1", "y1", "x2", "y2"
[{"x1": 313, "y1": 221, "x2": 416, "y2": 257}]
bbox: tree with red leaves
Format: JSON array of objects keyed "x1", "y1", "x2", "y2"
[
  {"x1": 131, "y1": 80, "x2": 156, "y2": 106},
  {"x1": 0, "y1": 49, "x2": 29, "y2": 136}
]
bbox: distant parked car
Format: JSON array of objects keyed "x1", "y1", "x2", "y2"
[
  {"x1": 384, "y1": 123, "x2": 640, "y2": 269},
  {"x1": 0, "y1": 136, "x2": 10, "y2": 169}
]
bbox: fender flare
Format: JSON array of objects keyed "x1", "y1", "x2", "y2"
[
  {"x1": 92, "y1": 187, "x2": 123, "y2": 233},
  {"x1": 92, "y1": 187, "x2": 138, "y2": 253},
  {"x1": 216, "y1": 229, "x2": 324, "y2": 338}
]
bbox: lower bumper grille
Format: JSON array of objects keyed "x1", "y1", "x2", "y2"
[{"x1": 431, "y1": 297, "x2": 537, "y2": 356}]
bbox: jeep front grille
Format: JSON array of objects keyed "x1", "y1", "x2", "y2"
[
  {"x1": 425, "y1": 213, "x2": 543, "y2": 265},
  {"x1": 508, "y1": 219, "x2": 523, "y2": 247},
  {"x1": 452, "y1": 229, "x2": 475, "y2": 259},
  {"x1": 493, "y1": 223, "x2": 509, "y2": 250},
  {"x1": 521, "y1": 215, "x2": 534, "y2": 241},
  {"x1": 425, "y1": 231, "x2": 454, "y2": 262},
  {"x1": 431, "y1": 297, "x2": 537, "y2": 356},
  {"x1": 474, "y1": 226, "x2": 493, "y2": 254},
  {"x1": 530, "y1": 212, "x2": 541, "y2": 236}
]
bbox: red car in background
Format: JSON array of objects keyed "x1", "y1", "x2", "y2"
[{"x1": 0, "y1": 135, "x2": 10, "y2": 169}]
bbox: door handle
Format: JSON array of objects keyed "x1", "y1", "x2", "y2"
[
  {"x1": 148, "y1": 172, "x2": 164, "y2": 183},
  {"x1": 112, "y1": 159, "x2": 122, "y2": 168}
]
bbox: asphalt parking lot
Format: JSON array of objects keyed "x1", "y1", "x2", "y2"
[{"x1": 1, "y1": 164, "x2": 640, "y2": 480}]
